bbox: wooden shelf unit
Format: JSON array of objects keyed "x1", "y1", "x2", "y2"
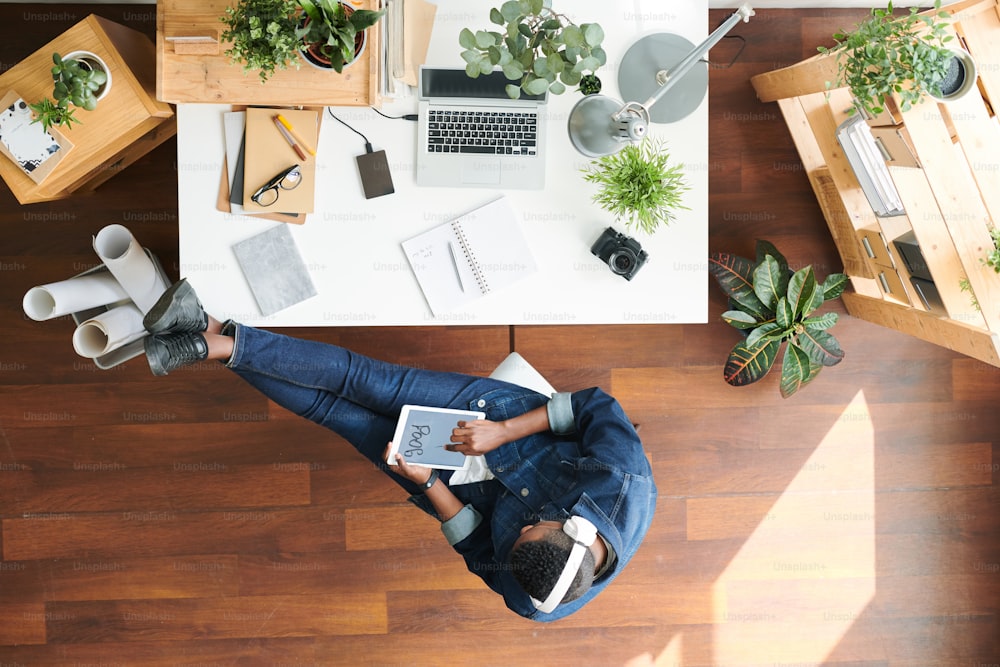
[
  {"x1": 0, "y1": 15, "x2": 176, "y2": 204},
  {"x1": 751, "y1": 0, "x2": 1000, "y2": 367}
]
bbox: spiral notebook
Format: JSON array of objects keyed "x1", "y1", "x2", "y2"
[{"x1": 402, "y1": 196, "x2": 537, "y2": 316}]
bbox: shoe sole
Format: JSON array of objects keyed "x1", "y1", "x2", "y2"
[{"x1": 143, "y1": 279, "x2": 195, "y2": 334}]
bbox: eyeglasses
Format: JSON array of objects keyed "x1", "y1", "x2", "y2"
[{"x1": 251, "y1": 164, "x2": 302, "y2": 206}]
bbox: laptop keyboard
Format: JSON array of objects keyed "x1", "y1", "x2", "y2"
[{"x1": 426, "y1": 109, "x2": 538, "y2": 156}]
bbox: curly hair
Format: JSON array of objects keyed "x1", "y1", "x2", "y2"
[{"x1": 510, "y1": 526, "x2": 596, "y2": 606}]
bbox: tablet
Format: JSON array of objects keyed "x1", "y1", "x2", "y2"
[{"x1": 386, "y1": 405, "x2": 486, "y2": 470}]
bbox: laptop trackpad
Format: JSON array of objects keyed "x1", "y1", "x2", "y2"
[{"x1": 462, "y1": 159, "x2": 502, "y2": 185}]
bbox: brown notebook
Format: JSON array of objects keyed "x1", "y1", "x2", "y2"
[{"x1": 242, "y1": 107, "x2": 319, "y2": 214}]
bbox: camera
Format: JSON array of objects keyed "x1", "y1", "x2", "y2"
[{"x1": 590, "y1": 227, "x2": 648, "y2": 281}]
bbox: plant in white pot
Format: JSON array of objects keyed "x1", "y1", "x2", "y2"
[
  {"x1": 818, "y1": 0, "x2": 976, "y2": 117},
  {"x1": 296, "y1": 0, "x2": 384, "y2": 72},
  {"x1": 29, "y1": 51, "x2": 111, "y2": 131}
]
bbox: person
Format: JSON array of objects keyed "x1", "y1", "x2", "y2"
[{"x1": 141, "y1": 279, "x2": 658, "y2": 621}]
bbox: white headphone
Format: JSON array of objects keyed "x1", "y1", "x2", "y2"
[{"x1": 530, "y1": 515, "x2": 598, "y2": 613}]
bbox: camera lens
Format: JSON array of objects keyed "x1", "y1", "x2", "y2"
[{"x1": 609, "y1": 250, "x2": 636, "y2": 275}]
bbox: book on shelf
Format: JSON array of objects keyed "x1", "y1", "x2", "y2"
[
  {"x1": 401, "y1": 195, "x2": 538, "y2": 316},
  {"x1": 836, "y1": 114, "x2": 905, "y2": 217}
]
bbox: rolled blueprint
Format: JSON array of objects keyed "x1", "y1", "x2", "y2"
[
  {"x1": 72, "y1": 303, "x2": 146, "y2": 359},
  {"x1": 22, "y1": 271, "x2": 129, "y2": 321},
  {"x1": 92, "y1": 224, "x2": 167, "y2": 313}
]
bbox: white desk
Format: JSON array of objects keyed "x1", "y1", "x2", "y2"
[{"x1": 176, "y1": 0, "x2": 708, "y2": 326}]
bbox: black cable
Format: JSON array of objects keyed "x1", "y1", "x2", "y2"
[
  {"x1": 706, "y1": 35, "x2": 747, "y2": 70},
  {"x1": 327, "y1": 108, "x2": 373, "y2": 153},
  {"x1": 370, "y1": 106, "x2": 418, "y2": 121}
]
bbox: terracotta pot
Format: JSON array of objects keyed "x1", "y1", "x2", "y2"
[{"x1": 299, "y1": 4, "x2": 367, "y2": 72}]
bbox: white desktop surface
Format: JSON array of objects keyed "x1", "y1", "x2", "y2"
[{"x1": 176, "y1": 0, "x2": 708, "y2": 327}]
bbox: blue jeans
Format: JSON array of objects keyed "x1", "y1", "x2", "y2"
[{"x1": 223, "y1": 323, "x2": 518, "y2": 494}]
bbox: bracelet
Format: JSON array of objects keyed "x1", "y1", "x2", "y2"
[{"x1": 421, "y1": 468, "x2": 439, "y2": 492}]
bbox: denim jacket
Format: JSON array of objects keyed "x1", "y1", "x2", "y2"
[{"x1": 408, "y1": 387, "x2": 657, "y2": 621}]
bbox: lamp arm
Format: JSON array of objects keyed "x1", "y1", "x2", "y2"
[{"x1": 641, "y1": 3, "x2": 755, "y2": 111}]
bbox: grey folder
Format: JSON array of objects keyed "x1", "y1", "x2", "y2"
[{"x1": 232, "y1": 224, "x2": 317, "y2": 316}]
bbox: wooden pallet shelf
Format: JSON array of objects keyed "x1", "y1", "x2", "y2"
[{"x1": 751, "y1": 0, "x2": 1000, "y2": 367}]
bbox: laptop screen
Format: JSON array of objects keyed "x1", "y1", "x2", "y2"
[{"x1": 420, "y1": 68, "x2": 547, "y2": 102}]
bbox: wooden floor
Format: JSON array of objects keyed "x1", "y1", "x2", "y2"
[{"x1": 1, "y1": 5, "x2": 998, "y2": 666}]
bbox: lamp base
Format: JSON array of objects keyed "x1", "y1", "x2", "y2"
[
  {"x1": 618, "y1": 33, "x2": 708, "y2": 124},
  {"x1": 567, "y1": 95, "x2": 630, "y2": 158}
]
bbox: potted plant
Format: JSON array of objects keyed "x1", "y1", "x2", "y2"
[
  {"x1": 459, "y1": 0, "x2": 606, "y2": 99},
  {"x1": 581, "y1": 137, "x2": 689, "y2": 235},
  {"x1": 29, "y1": 51, "x2": 110, "y2": 131},
  {"x1": 709, "y1": 241, "x2": 849, "y2": 398},
  {"x1": 220, "y1": 0, "x2": 302, "y2": 83},
  {"x1": 296, "y1": 0, "x2": 384, "y2": 72},
  {"x1": 818, "y1": 1, "x2": 974, "y2": 117}
]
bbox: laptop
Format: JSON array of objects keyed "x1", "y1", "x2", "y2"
[{"x1": 416, "y1": 67, "x2": 548, "y2": 189}]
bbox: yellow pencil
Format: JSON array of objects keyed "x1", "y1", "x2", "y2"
[{"x1": 276, "y1": 113, "x2": 317, "y2": 156}]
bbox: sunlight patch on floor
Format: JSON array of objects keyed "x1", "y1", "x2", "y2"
[{"x1": 707, "y1": 389, "x2": 877, "y2": 666}]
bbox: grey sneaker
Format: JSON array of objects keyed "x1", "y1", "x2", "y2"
[
  {"x1": 145, "y1": 332, "x2": 208, "y2": 376},
  {"x1": 143, "y1": 279, "x2": 208, "y2": 335}
]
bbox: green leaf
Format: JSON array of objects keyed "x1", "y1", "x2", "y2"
[
  {"x1": 787, "y1": 266, "x2": 817, "y2": 318},
  {"x1": 548, "y1": 80, "x2": 565, "y2": 95},
  {"x1": 505, "y1": 83, "x2": 522, "y2": 99},
  {"x1": 490, "y1": 8, "x2": 505, "y2": 25},
  {"x1": 775, "y1": 297, "x2": 794, "y2": 329},
  {"x1": 478, "y1": 58, "x2": 493, "y2": 75},
  {"x1": 746, "y1": 322, "x2": 784, "y2": 348},
  {"x1": 500, "y1": 0, "x2": 523, "y2": 22},
  {"x1": 755, "y1": 240, "x2": 787, "y2": 270},
  {"x1": 724, "y1": 339, "x2": 781, "y2": 387},
  {"x1": 796, "y1": 329, "x2": 845, "y2": 367},
  {"x1": 459, "y1": 28, "x2": 477, "y2": 50},
  {"x1": 803, "y1": 312, "x2": 838, "y2": 331},
  {"x1": 822, "y1": 273, "x2": 849, "y2": 300},
  {"x1": 475, "y1": 30, "x2": 496, "y2": 49},
  {"x1": 779, "y1": 344, "x2": 812, "y2": 398},
  {"x1": 466, "y1": 61, "x2": 481, "y2": 78},
  {"x1": 582, "y1": 23, "x2": 604, "y2": 47},
  {"x1": 753, "y1": 255, "x2": 787, "y2": 311},
  {"x1": 524, "y1": 76, "x2": 548, "y2": 95},
  {"x1": 461, "y1": 49, "x2": 481, "y2": 64},
  {"x1": 721, "y1": 310, "x2": 758, "y2": 329},
  {"x1": 562, "y1": 25, "x2": 584, "y2": 47},
  {"x1": 502, "y1": 61, "x2": 524, "y2": 79},
  {"x1": 709, "y1": 253, "x2": 770, "y2": 319}
]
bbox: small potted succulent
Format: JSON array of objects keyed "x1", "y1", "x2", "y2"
[
  {"x1": 296, "y1": 0, "x2": 384, "y2": 72},
  {"x1": 29, "y1": 51, "x2": 110, "y2": 131},
  {"x1": 581, "y1": 137, "x2": 689, "y2": 235},
  {"x1": 460, "y1": 0, "x2": 606, "y2": 99},
  {"x1": 220, "y1": 0, "x2": 302, "y2": 83},
  {"x1": 818, "y1": 0, "x2": 975, "y2": 117},
  {"x1": 709, "y1": 240, "x2": 848, "y2": 398}
]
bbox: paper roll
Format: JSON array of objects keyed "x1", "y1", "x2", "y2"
[
  {"x1": 93, "y1": 224, "x2": 168, "y2": 313},
  {"x1": 72, "y1": 303, "x2": 147, "y2": 359},
  {"x1": 22, "y1": 271, "x2": 129, "y2": 321}
]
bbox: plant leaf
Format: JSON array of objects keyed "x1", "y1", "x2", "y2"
[
  {"x1": 753, "y1": 255, "x2": 787, "y2": 311},
  {"x1": 721, "y1": 310, "x2": 758, "y2": 329},
  {"x1": 724, "y1": 339, "x2": 781, "y2": 387},
  {"x1": 779, "y1": 343, "x2": 812, "y2": 398},
  {"x1": 775, "y1": 296, "x2": 794, "y2": 329},
  {"x1": 796, "y1": 329, "x2": 845, "y2": 367},
  {"x1": 787, "y1": 266, "x2": 817, "y2": 318},
  {"x1": 709, "y1": 253, "x2": 769, "y2": 318},
  {"x1": 823, "y1": 273, "x2": 849, "y2": 300},
  {"x1": 746, "y1": 322, "x2": 784, "y2": 348},
  {"x1": 755, "y1": 240, "x2": 787, "y2": 271},
  {"x1": 802, "y1": 312, "x2": 838, "y2": 331}
]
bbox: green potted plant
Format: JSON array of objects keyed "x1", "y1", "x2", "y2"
[
  {"x1": 709, "y1": 241, "x2": 849, "y2": 398},
  {"x1": 459, "y1": 0, "x2": 606, "y2": 99},
  {"x1": 581, "y1": 137, "x2": 689, "y2": 235},
  {"x1": 296, "y1": 0, "x2": 384, "y2": 73},
  {"x1": 220, "y1": 0, "x2": 302, "y2": 83},
  {"x1": 818, "y1": 1, "x2": 973, "y2": 117},
  {"x1": 29, "y1": 51, "x2": 110, "y2": 131}
]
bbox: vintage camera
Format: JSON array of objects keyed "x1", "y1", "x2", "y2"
[{"x1": 590, "y1": 227, "x2": 648, "y2": 281}]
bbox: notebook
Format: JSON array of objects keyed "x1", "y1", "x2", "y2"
[
  {"x1": 242, "y1": 107, "x2": 319, "y2": 214},
  {"x1": 231, "y1": 224, "x2": 317, "y2": 316},
  {"x1": 0, "y1": 90, "x2": 72, "y2": 184},
  {"x1": 386, "y1": 405, "x2": 486, "y2": 470},
  {"x1": 401, "y1": 195, "x2": 537, "y2": 316},
  {"x1": 416, "y1": 67, "x2": 547, "y2": 189}
]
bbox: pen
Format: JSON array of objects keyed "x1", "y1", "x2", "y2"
[
  {"x1": 447, "y1": 242, "x2": 466, "y2": 293},
  {"x1": 272, "y1": 115, "x2": 307, "y2": 160},
  {"x1": 276, "y1": 113, "x2": 316, "y2": 156}
]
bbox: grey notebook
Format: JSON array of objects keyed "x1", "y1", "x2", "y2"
[{"x1": 232, "y1": 224, "x2": 317, "y2": 316}]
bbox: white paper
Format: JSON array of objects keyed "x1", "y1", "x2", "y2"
[
  {"x1": 22, "y1": 271, "x2": 128, "y2": 321},
  {"x1": 72, "y1": 303, "x2": 146, "y2": 358},
  {"x1": 92, "y1": 224, "x2": 167, "y2": 313}
]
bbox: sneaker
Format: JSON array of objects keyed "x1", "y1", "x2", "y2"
[
  {"x1": 145, "y1": 332, "x2": 208, "y2": 376},
  {"x1": 143, "y1": 279, "x2": 208, "y2": 335}
]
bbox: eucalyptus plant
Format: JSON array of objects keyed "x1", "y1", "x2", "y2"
[
  {"x1": 709, "y1": 241, "x2": 848, "y2": 398},
  {"x1": 581, "y1": 137, "x2": 689, "y2": 235},
  {"x1": 818, "y1": 0, "x2": 955, "y2": 116},
  {"x1": 459, "y1": 0, "x2": 606, "y2": 99},
  {"x1": 220, "y1": 0, "x2": 302, "y2": 83},
  {"x1": 29, "y1": 52, "x2": 108, "y2": 131}
]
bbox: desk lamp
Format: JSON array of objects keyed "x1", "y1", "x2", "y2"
[{"x1": 568, "y1": 3, "x2": 755, "y2": 157}]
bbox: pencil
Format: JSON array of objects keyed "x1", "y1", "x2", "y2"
[
  {"x1": 276, "y1": 113, "x2": 317, "y2": 157},
  {"x1": 272, "y1": 116, "x2": 306, "y2": 160}
]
